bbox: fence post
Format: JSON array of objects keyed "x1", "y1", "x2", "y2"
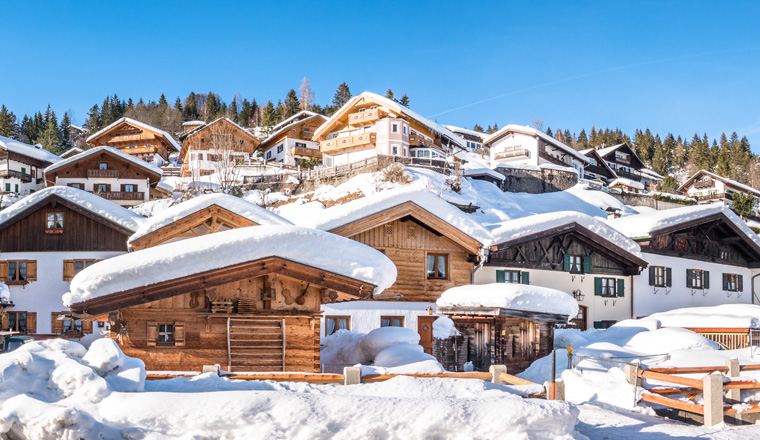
[
  {"x1": 624, "y1": 360, "x2": 641, "y2": 386},
  {"x1": 554, "y1": 378, "x2": 565, "y2": 401},
  {"x1": 202, "y1": 365, "x2": 221, "y2": 376},
  {"x1": 489, "y1": 365, "x2": 507, "y2": 384},
  {"x1": 726, "y1": 357, "x2": 741, "y2": 404},
  {"x1": 343, "y1": 366, "x2": 361, "y2": 386},
  {"x1": 703, "y1": 372, "x2": 724, "y2": 427}
]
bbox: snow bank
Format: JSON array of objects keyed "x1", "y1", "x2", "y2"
[
  {"x1": 648, "y1": 304, "x2": 760, "y2": 329},
  {"x1": 433, "y1": 316, "x2": 461, "y2": 339},
  {"x1": 489, "y1": 210, "x2": 641, "y2": 255},
  {"x1": 65, "y1": 225, "x2": 397, "y2": 305},
  {"x1": 609, "y1": 177, "x2": 645, "y2": 190},
  {"x1": 437, "y1": 283, "x2": 579, "y2": 319},
  {"x1": 0, "y1": 186, "x2": 145, "y2": 232},
  {"x1": 128, "y1": 192, "x2": 292, "y2": 243}
]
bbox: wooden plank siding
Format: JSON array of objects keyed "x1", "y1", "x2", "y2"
[
  {"x1": 88, "y1": 121, "x2": 175, "y2": 162},
  {"x1": 0, "y1": 200, "x2": 130, "y2": 252},
  {"x1": 44, "y1": 150, "x2": 161, "y2": 186}
]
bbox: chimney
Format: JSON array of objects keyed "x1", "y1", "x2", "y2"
[{"x1": 606, "y1": 207, "x2": 622, "y2": 220}]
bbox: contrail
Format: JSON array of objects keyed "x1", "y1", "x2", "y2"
[{"x1": 427, "y1": 47, "x2": 760, "y2": 119}]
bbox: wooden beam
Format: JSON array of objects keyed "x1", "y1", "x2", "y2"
[
  {"x1": 641, "y1": 393, "x2": 704, "y2": 414},
  {"x1": 639, "y1": 370, "x2": 704, "y2": 389}
]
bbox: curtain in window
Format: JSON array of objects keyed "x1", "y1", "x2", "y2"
[
  {"x1": 426, "y1": 256, "x2": 435, "y2": 278},
  {"x1": 381, "y1": 318, "x2": 391, "y2": 327},
  {"x1": 8, "y1": 262, "x2": 16, "y2": 280},
  {"x1": 437, "y1": 255, "x2": 446, "y2": 278},
  {"x1": 338, "y1": 318, "x2": 348, "y2": 331},
  {"x1": 326, "y1": 319, "x2": 336, "y2": 335},
  {"x1": 18, "y1": 262, "x2": 26, "y2": 281},
  {"x1": 17, "y1": 313, "x2": 26, "y2": 332}
]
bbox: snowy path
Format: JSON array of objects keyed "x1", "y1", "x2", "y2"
[{"x1": 577, "y1": 403, "x2": 760, "y2": 439}]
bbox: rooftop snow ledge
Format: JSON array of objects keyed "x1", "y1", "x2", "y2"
[
  {"x1": 64, "y1": 225, "x2": 397, "y2": 306},
  {"x1": 437, "y1": 283, "x2": 579, "y2": 319}
]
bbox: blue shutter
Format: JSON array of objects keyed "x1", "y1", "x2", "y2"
[
  {"x1": 521, "y1": 271, "x2": 530, "y2": 285},
  {"x1": 617, "y1": 279, "x2": 625, "y2": 297},
  {"x1": 594, "y1": 277, "x2": 603, "y2": 296},
  {"x1": 563, "y1": 254, "x2": 572, "y2": 272},
  {"x1": 496, "y1": 270, "x2": 506, "y2": 283}
]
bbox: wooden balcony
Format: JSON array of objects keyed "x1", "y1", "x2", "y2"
[
  {"x1": 117, "y1": 146, "x2": 158, "y2": 155},
  {"x1": 538, "y1": 150, "x2": 569, "y2": 167},
  {"x1": 616, "y1": 169, "x2": 642, "y2": 182},
  {"x1": 109, "y1": 132, "x2": 157, "y2": 143},
  {"x1": 694, "y1": 180, "x2": 715, "y2": 189},
  {"x1": 347, "y1": 108, "x2": 383, "y2": 126},
  {"x1": 494, "y1": 149, "x2": 530, "y2": 160},
  {"x1": 0, "y1": 169, "x2": 33, "y2": 182},
  {"x1": 87, "y1": 169, "x2": 119, "y2": 178},
  {"x1": 90, "y1": 191, "x2": 144, "y2": 201},
  {"x1": 695, "y1": 192, "x2": 728, "y2": 202},
  {"x1": 291, "y1": 146, "x2": 322, "y2": 159},
  {"x1": 320, "y1": 133, "x2": 377, "y2": 153}
]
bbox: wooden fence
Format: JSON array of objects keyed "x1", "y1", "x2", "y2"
[{"x1": 625, "y1": 359, "x2": 760, "y2": 426}]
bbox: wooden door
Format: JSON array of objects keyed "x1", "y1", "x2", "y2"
[
  {"x1": 570, "y1": 306, "x2": 587, "y2": 331},
  {"x1": 417, "y1": 316, "x2": 437, "y2": 354}
]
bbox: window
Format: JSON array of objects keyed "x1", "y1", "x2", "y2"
[
  {"x1": 496, "y1": 270, "x2": 522, "y2": 284},
  {"x1": 51, "y1": 312, "x2": 91, "y2": 335},
  {"x1": 649, "y1": 266, "x2": 671, "y2": 287},
  {"x1": 266, "y1": 151, "x2": 272, "y2": 159},
  {"x1": 129, "y1": 144, "x2": 135, "y2": 149},
  {"x1": 9, "y1": 261, "x2": 27, "y2": 281},
  {"x1": 122, "y1": 184, "x2": 136, "y2": 193},
  {"x1": 46, "y1": 212, "x2": 64, "y2": 233},
  {"x1": 594, "y1": 277, "x2": 621, "y2": 297},
  {"x1": 147, "y1": 321, "x2": 184, "y2": 347},
  {"x1": 593, "y1": 320, "x2": 617, "y2": 329},
  {"x1": 2, "y1": 260, "x2": 36, "y2": 284},
  {"x1": 427, "y1": 254, "x2": 448, "y2": 279},
  {"x1": 14, "y1": 184, "x2": 18, "y2": 193},
  {"x1": 21, "y1": 167, "x2": 26, "y2": 174},
  {"x1": 403, "y1": 125, "x2": 407, "y2": 135},
  {"x1": 723, "y1": 273, "x2": 743, "y2": 292},
  {"x1": 4, "y1": 183, "x2": 9, "y2": 192},
  {"x1": 687, "y1": 269, "x2": 709, "y2": 289},
  {"x1": 381, "y1": 316, "x2": 404, "y2": 327},
  {"x1": 392, "y1": 145, "x2": 399, "y2": 155},
  {"x1": 158, "y1": 324, "x2": 174, "y2": 344},
  {"x1": 295, "y1": 142, "x2": 307, "y2": 148},
  {"x1": 325, "y1": 316, "x2": 350, "y2": 335},
  {"x1": 277, "y1": 144, "x2": 284, "y2": 153},
  {"x1": 63, "y1": 259, "x2": 97, "y2": 281},
  {"x1": 563, "y1": 255, "x2": 588, "y2": 274},
  {"x1": 5, "y1": 312, "x2": 35, "y2": 333},
  {"x1": 99, "y1": 163, "x2": 108, "y2": 170},
  {"x1": 67, "y1": 183, "x2": 83, "y2": 189},
  {"x1": 201, "y1": 138, "x2": 205, "y2": 143},
  {"x1": 96, "y1": 184, "x2": 109, "y2": 192},
  {"x1": 392, "y1": 123, "x2": 399, "y2": 133}
]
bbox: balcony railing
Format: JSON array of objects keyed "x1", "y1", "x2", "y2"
[
  {"x1": 291, "y1": 146, "x2": 322, "y2": 158},
  {"x1": 694, "y1": 180, "x2": 715, "y2": 189},
  {"x1": 538, "y1": 150, "x2": 569, "y2": 167},
  {"x1": 117, "y1": 146, "x2": 158, "y2": 155},
  {"x1": 616, "y1": 169, "x2": 643, "y2": 182},
  {"x1": 494, "y1": 149, "x2": 530, "y2": 160},
  {"x1": 87, "y1": 169, "x2": 119, "y2": 178},
  {"x1": 347, "y1": 108, "x2": 383, "y2": 126},
  {"x1": 695, "y1": 192, "x2": 728, "y2": 202},
  {"x1": 90, "y1": 191, "x2": 144, "y2": 201},
  {"x1": 320, "y1": 133, "x2": 377, "y2": 153},
  {"x1": 0, "y1": 169, "x2": 33, "y2": 182}
]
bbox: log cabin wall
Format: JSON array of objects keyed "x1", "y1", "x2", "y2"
[
  {"x1": 113, "y1": 274, "x2": 323, "y2": 372},
  {"x1": 90, "y1": 123, "x2": 174, "y2": 161},
  {"x1": 182, "y1": 122, "x2": 259, "y2": 155},
  {"x1": 44, "y1": 153, "x2": 159, "y2": 186},
  {"x1": 0, "y1": 201, "x2": 130, "y2": 252},
  {"x1": 348, "y1": 218, "x2": 474, "y2": 301}
]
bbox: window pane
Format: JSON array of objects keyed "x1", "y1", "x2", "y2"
[
  {"x1": 338, "y1": 318, "x2": 348, "y2": 330},
  {"x1": 64, "y1": 320, "x2": 72, "y2": 332},
  {"x1": 326, "y1": 319, "x2": 336, "y2": 335},
  {"x1": 18, "y1": 262, "x2": 26, "y2": 281},
  {"x1": 75, "y1": 261, "x2": 84, "y2": 273},
  {"x1": 56, "y1": 213, "x2": 63, "y2": 228},
  {"x1": 381, "y1": 318, "x2": 390, "y2": 327},
  {"x1": 437, "y1": 255, "x2": 446, "y2": 278},
  {"x1": 393, "y1": 318, "x2": 402, "y2": 327},
  {"x1": 47, "y1": 213, "x2": 55, "y2": 228},
  {"x1": 8, "y1": 314, "x2": 16, "y2": 331},
  {"x1": 427, "y1": 255, "x2": 435, "y2": 277},
  {"x1": 8, "y1": 262, "x2": 16, "y2": 280},
  {"x1": 18, "y1": 313, "x2": 26, "y2": 332}
]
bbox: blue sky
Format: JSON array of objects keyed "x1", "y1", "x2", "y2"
[{"x1": 1, "y1": 1, "x2": 759, "y2": 149}]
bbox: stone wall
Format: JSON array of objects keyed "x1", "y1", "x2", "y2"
[
  {"x1": 607, "y1": 191, "x2": 695, "y2": 211},
  {"x1": 493, "y1": 167, "x2": 579, "y2": 194}
]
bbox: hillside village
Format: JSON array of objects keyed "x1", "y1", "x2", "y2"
[{"x1": 4, "y1": 90, "x2": 760, "y2": 438}]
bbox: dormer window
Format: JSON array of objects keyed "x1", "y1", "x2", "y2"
[{"x1": 46, "y1": 212, "x2": 64, "y2": 234}]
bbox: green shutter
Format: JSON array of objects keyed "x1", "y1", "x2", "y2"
[
  {"x1": 617, "y1": 279, "x2": 625, "y2": 297},
  {"x1": 738, "y1": 275, "x2": 744, "y2": 292},
  {"x1": 686, "y1": 269, "x2": 692, "y2": 288},
  {"x1": 594, "y1": 277, "x2": 603, "y2": 296},
  {"x1": 593, "y1": 321, "x2": 605, "y2": 329},
  {"x1": 563, "y1": 254, "x2": 572, "y2": 272},
  {"x1": 496, "y1": 270, "x2": 506, "y2": 283},
  {"x1": 521, "y1": 271, "x2": 530, "y2": 285},
  {"x1": 583, "y1": 256, "x2": 592, "y2": 274}
]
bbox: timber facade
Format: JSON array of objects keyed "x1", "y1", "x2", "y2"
[
  {"x1": 259, "y1": 112, "x2": 326, "y2": 166},
  {"x1": 178, "y1": 118, "x2": 261, "y2": 177},
  {"x1": 86, "y1": 117, "x2": 180, "y2": 163}
]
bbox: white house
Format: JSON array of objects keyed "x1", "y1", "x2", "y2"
[
  {"x1": 444, "y1": 125, "x2": 487, "y2": 152},
  {"x1": 607, "y1": 204, "x2": 760, "y2": 318},
  {"x1": 258, "y1": 111, "x2": 326, "y2": 165},
  {"x1": 484, "y1": 125, "x2": 590, "y2": 174},
  {"x1": 43, "y1": 146, "x2": 163, "y2": 207},
  {"x1": 0, "y1": 135, "x2": 61, "y2": 195},
  {"x1": 0, "y1": 186, "x2": 144, "y2": 345},
  {"x1": 678, "y1": 170, "x2": 760, "y2": 216}
]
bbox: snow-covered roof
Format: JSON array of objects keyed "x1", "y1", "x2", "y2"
[
  {"x1": 259, "y1": 113, "x2": 326, "y2": 150},
  {"x1": 595, "y1": 144, "x2": 629, "y2": 157},
  {"x1": 272, "y1": 110, "x2": 319, "y2": 132},
  {"x1": 128, "y1": 193, "x2": 293, "y2": 243},
  {"x1": 0, "y1": 135, "x2": 61, "y2": 164},
  {"x1": 180, "y1": 117, "x2": 258, "y2": 144},
  {"x1": 606, "y1": 203, "x2": 760, "y2": 248},
  {"x1": 315, "y1": 92, "x2": 466, "y2": 149},
  {"x1": 443, "y1": 125, "x2": 487, "y2": 140},
  {"x1": 490, "y1": 211, "x2": 642, "y2": 255},
  {"x1": 44, "y1": 146, "x2": 163, "y2": 177},
  {"x1": 609, "y1": 178, "x2": 645, "y2": 190},
  {"x1": 65, "y1": 225, "x2": 398, "y2": 305},
  {"x1": 182, "y1": 120, "x2": 205, "y2": 126},
  {"x1": 484, "y1": 125, "x2": 589, "y2": 164},
  {"x1": 287, "y1": 187, "x2": 492, "y2": 246},
  {"x1": 639, "y1": 168, "x2": 664, "y2": 180},
  {"x1": 437, "y1": 283, "x2": 579, "y2": 319},
  {"x1": 87, "y1": 117, "x2": 181, "y2": 152},
  {"x1": 0, "y1": 186, "x2": 144, "y2": 232},
  {"x1": 59, "y1": 147, "x2": 84, "y2": 159},
  {"x1": 678, "y1": 170, "x2": 760, "y2": 197},
  {"x1": 648, "y1": 304, "x2": 760, "y2": 329}
]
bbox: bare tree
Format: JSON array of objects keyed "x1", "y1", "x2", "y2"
[
  {"x1": 299, "y1": 77, "x2": 315, "y2": 111},
  {"x1": 530, "y1": 118, "x2": 544, "y2": 131},
  {"x1": 208, "y1": 123, "x2": 244, "y2": 192}
]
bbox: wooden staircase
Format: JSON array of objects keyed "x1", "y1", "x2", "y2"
[{"x1": 227, "y1": 318, "x2": 286, "y2": 372}]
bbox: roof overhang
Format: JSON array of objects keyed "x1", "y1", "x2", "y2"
[{"x1": 437, "y1": 305, "x2": 569, "y2": 323}]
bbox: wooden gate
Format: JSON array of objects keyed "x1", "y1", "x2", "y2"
[
  {"x1": 417, "y1": 316, "x2": 437, "y2": 354},
  {"x1": 227, "y1": 318, "x2": 285, "y2": 372}
]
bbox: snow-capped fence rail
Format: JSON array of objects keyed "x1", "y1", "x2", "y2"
[{"x1": 625, "y1": 359, "x2": 760, "y2": 427}]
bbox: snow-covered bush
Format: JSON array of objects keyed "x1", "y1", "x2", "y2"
[{"x1": 378, "y1": 163, "x2": 412, "y2": 184}]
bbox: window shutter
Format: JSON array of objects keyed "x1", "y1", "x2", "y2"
[
  {"x1": 593, "y1": 321, "x2": 604, "y2": 329},
  {"x1": 174, "y1": 322, "x2": 185, "y2": 347},
  {"x1": 594, "y1": 277, "x2": 603, "y2": 296},
  {"x1": 51, "y1": 312, "x2": 64, "y2": 334},
  {"x1": 665, "y1": 268, "x2": 672, "y2": 287},
  {"x1": 1, "y1": 313, "x2": 7, "y2": 330},
  {"x1": 686, "y1": 269, "x2": 692, "y2": 288},
  {"x1": 704, "y1": 271, "x2": 710, "y2": 289},
  {"x1": 583, "y1": 256, "x2": 592, "y2": 274},
  {"x1": 82, "y1": 320, "x2": 93, "y2": 334},
  {"x1": 147, "y1": 321, "x2": 157, "y2": 347},
  {"x1": 648, "y1": 267, "x2": 655, "y2": 286},
  {"x1": 563, "y1": 254, "x2": 572, "y2": 272},
  {"x1": 26, "y1": 261, "x2": 37, "y2": 282},
  {"x1": 521, "y1": 271, "x2": 530, "y2": 285},
  {"x1": 723, "y1": 273, "x2": 729, "y2": 290},
  {"x1": 63, "y1": 260, "x2": 75, "y2": 281},
  {"x1": 0, "y1": 261, "x2": 8, "y2": 282},
  {"x1": 496, "y1": 270, "x2": 506, "y2": 283},
  {"x1": 617, "y1": 279, "x2": 625, "y2": 297},
  {"x1": 26, "y1": 312, "x2": 36, "y2": 334},
  {"x1": 738, "y1": 275, "x2": 744, "y2": 292}
]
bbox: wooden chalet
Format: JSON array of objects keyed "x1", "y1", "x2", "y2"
[
  {"x1": 593, "y1": 143, "x2": 646, "y2": 183},
  {"x1": 178, "y1": 118, "x2": 261, "y2": 177},
  {"x1": 478, "y1": 213, "x2": 647, "y2": 330},
  {"x1": 44, "y1": 146, "x2": 163, "y2": 206},
  {"x1": 678, "y1": 169, "x2": 760, "y2": 210},
  {"x1": 580, "y1": 148, "x2": 617, "y2": 182},
  {"x1": 258, "y1": 111, "x2": 326, "y2": 165},
  {"x1": 86, "y1": 117, "x2": 180, "y2": 163},
  {"x1": 69, "y1": 227, "x2": 394, "y2": 372},
  {"x1": 128, "y1": 193, "x2": 292, "y2": 251},
  {"x1": 0, "y1": 134, "x2": 61, "y2": 195}
]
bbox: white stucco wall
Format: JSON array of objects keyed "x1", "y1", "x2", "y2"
[
  {"x1": 489, "y1": 133, "x2": 539, "y2": 167},
  {"x1": 320, "y1": 301, "x2": 436, "y2": 337}
]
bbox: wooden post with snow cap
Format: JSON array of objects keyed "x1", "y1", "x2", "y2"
[
  {"x1": 726, "y1": 358, "x2": 741, "y2": 403},
  {"x1": 343, "y1": 366, "x2": 361, "y2": 385},
  {"x1": 489, "y1": 365, "x2": 507, "y2": 384},
  {"x1": 702, "y1": 372, "x2": 724, "y2": 427},
  {"x1": 624, "y1": 360, "x2": 641, "y2": 386}
]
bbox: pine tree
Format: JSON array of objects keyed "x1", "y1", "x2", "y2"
[
  {"x1": 492, "y1": 123, "x2": 499, "y2": 133},
  {"x1": 282, "y1": 90, "x2": 300, "y2": 120},
  {"x1": 183, "y1": 92, "x2": 199, "y2": 120},
  {"x1": 563, "y1": 129, "x2": 573, "y2": 148},
  {"x1": 37, "y1": 109, "x2": 63, "y2": 154},
  {"x1": 576, "y1": 129, "x2": 588, "y2": 150},
  {"x1": 331, "y1": 82, "x2": 352, "y2": 110},
  {"x1": 385, "y1": 89, "x2": 396, "y2": 102},
  {"x1": 651, "y1": 135, "x2": 668, "y2": 175},
  {"x1": 545, "y1": 126, "x2": 552, "y2": 136},
  {"x1": 716, "y1": 139, "x2": 731, "y2": 177},
  {"x1": 261, "y1": 101, "x2": 278, "y2": 127},
  {"x1": 174, "y1": 97, "x2": 183, "y2": 113},
  {"x1": 205, "y1": 92, "x2": 221, "y2": 121},
  {"x1": 473, "y1": 124, "x2": 484, "y2": 133},
  {"x1": 399, "y1": 94, "x2": 410, "y2": 107},
  {"x1": 554, "y1": 128, "x2": 564, "y2": 143},
  {"x1": 158, "y1": 94, "x2": 168, "y2": 107},
  {"x1": 0, "y1": 105, "x2": 16, "y2": 137},
  {"x1": 60, "y1": 111, "x2": 72, "y2": 150}
]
